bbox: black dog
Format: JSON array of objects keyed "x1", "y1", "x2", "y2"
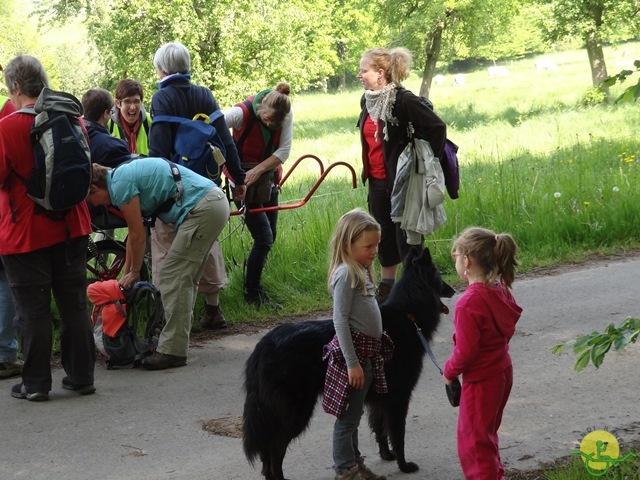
[{"x1": 242, "y1": 247, "x2": 455, "y2": 480}]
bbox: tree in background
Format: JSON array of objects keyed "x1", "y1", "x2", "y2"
[
  {"x1": 535, "y1": 0, "x2": 640, "y2": 92},
  {"x1": 33, "y1": 0, "x2": 339, "y2": 105},
  {"x1": 378, "y1": 0, "x2": 522, "y2": 98}
]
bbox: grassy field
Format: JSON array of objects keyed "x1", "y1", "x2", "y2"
[{"x1": 214, "y1": 42, "x2": 640, "y2": 322}]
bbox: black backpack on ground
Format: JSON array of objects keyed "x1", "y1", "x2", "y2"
[{"x1": 102, "y1": 281, "x2": 165, "y2": 370}]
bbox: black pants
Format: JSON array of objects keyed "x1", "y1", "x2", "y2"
[
  {"x1": 235, "y1": 185, "x2": 279, "y2": 294},
  {"x1": 367, "y1": 178, "x2": 420, "y2": 267},
  {"x1": 1, "y1": 236, "x2": 95, "y2": 393}
]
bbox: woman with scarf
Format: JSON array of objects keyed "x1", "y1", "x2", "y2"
[
  {"x1": 357, "y1": 47, "x2": 447, "y2": 304},
  {"x1": 224, "y1": 82, "x2": 293, "y2": 309}
]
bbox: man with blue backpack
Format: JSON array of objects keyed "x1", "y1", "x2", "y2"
[{"x1": 147, "y1": 42, "x2": 246, "y2": 369}]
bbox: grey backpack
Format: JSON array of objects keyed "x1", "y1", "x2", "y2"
[{"x1": 17, "y1": 87, "x2": 91, "y2": 219}]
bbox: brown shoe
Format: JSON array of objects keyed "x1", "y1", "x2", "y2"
[
  {"x1": 335, "y1": 465, "x2": 365, "y2": 480},
  {"x1": 141, "y1": 352, "x2": 187, "y2": 370},
  {"x1": 375, "y1": 283, "x2": 393, "y2": 305},
  {"x1": 199, "y1": 304, "x2": 227, "y2": 330},
  {"x1": 356, "y1": 462, "x2": 386, "y2": 480},
  {"x1": 0, "y1": 359, "x2": 23, "y2": 379}
]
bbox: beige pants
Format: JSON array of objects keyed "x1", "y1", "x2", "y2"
[
  {"x1": 151, "y1": 188, "x2": 229, "y2": 356},
  {"x1": 152, "y1": 222, "x2": 227, "y2": 294}
]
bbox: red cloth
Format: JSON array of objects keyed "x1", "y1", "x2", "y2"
[
  {"x1": 0, "y1": 110, "x2": 92, "y2": 254},
  {"x1": 362, "y1": 115, "x2": 385, "y2": 179},
  {"x1": 87, "y1": 280, "x2": 127, "y2": 337},
  {"x1": 457, "y1": 365, "x2": 512, "y2": 480},
  {"x1": 0, "y1": 97, "x2": 16, "y2": 120},
  {"x1": 443, "y1": 282, "x2": 521, "y2": 383},
  {"x1": 322, "y1": 329, "x2": 393, "y2": 418}
]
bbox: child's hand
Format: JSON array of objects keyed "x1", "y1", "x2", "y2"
[
  {"x1": 348, "y1": 365, "x2": 365, "y2": 389},
  {"x1": 443, "y1": 376, "x2": 455, "y2": 386}
]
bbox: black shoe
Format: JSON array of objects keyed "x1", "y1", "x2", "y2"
[
  {"x1": 62, "y1": 376, "x2": 96, "y2": 396},
  {"x1": 11, "y1": 383, "x2": 49, "y2": 402},
  {"x1": 141, "y1": 352, "x2": 187, "y2": 370},
  {"x1": 199, "y1": 304, "x2": 228, "y2": 330},
  {"x1": 245, "y1": 290, "x2": 282, "y2": 310}
]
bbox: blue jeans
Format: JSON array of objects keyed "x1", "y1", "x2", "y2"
[
  {"x1": 0, "y1": 263, "x2": 18, "y2": 363},
  {"x1": 332, "y1": 360, "x2": 373, "y2": 474},
  {"x1": 235, "y1": 185, "x2": 279, "y2": 294},
  {"x1": 1, "y1": 236, "x2": 96, "y2": 393}
]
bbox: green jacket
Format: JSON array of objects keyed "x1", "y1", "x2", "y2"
[{"x1": 108, "y1": 109, "x2": 151, "y2": 156}]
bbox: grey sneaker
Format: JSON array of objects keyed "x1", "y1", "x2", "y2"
[
  {"x1": 199, "y1": 304, "x2": 227, "y2": 330},
  {"x1": 11, "y1": 383, "x2": 49, "y2": 402},
  {"x1": 0, "y1": 359, "x2": 23, "y2": 379}
]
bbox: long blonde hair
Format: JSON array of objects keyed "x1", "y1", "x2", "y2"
[
  {"x1": 327, "y1": 208, "x2": 380, "y2": 294},
  {"x1": 453, "y1": 227, "x2": 519, "y2": 288}
]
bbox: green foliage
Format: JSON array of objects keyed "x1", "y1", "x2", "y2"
[
  {"x1": 32, "y1": 0, "x2": 343, "y2": 105},
  {"x1": 582, "y1": 86, "x2": 608, "y2": 105},
  {"x1": 552, "y1": 318, "x2": 640, "y2": 372},
  {"x1": 602, "y1": 59, "x2": 640, "y2": 103}
]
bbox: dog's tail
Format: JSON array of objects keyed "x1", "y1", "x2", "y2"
[{"x1": 242, "y1": 352, "x2": 265, "y2": 464}]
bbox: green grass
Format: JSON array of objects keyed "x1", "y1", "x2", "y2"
[
  {"x1": 512, "y1": 442, "x2": 640, "y2": 479},
  {"x1": 208, "y1": 42, "x2": 640, "y2": 323}
]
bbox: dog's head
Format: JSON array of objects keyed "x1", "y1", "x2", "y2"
[{"x1": 385, "y1": 246, "x2": 455, "y2": 313}]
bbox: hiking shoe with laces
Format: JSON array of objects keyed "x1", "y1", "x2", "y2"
[
  {"x1": 356, "y1": 462, "x2": 386, "y2": 480},
  {"x1": 11, "y1": 383, "x2": 49, "y2": 402},
  {"x1": 335, "y1": 465, "x2": 365, "y2": 480},
  {"x1": 245, "y1": 290, "x2": 282, "y2": 310},
  {"x1": 62, "y1": 376, "x2": 96, "y2": 396},
  {"x1": 199, "y1": 304, "x2": 228, "y2": 330},
  {"x1": 0, "y1": 359, "x2": 23, "y2": 379},
  {"x1": 141, "y1": 352, "x2": 187, "y2": 370}
]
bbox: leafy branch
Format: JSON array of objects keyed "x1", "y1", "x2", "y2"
[
  {"x1": 601, "y1": 60, "x2": 640, "y2": 103},
  {"x1": 552, "y1": 317, "x2": 640, "y2": 372}
]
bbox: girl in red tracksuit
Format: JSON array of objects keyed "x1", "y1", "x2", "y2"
[{"x1": 444, "y1": 227, "x2": 522, "y2": 480}]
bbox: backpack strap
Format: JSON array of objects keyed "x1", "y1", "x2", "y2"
[{"x1": 152, "y1": 110, "x2": 223, "y2": 126}]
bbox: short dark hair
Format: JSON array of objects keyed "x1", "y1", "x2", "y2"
[
  {"x1": 115, "y1": 79, "x2": 144, "y2": 102},
  {"x1": 81, "y1": 88, "x2": 114, "y2": 122}
]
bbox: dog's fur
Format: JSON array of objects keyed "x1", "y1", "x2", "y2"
[{"x1": 243, "y1": 248, "x2": 455, "y2": 480}]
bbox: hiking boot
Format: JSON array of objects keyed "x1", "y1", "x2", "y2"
[
  {"x1": 0, "y1": 359, "x2": 23, "y2": 379},
  {"x1": 356, "y1": 462, "x2": 386, "y2": 480},
  {"x1": 335, "y1": 465, "x2": 366, "y2": 480},
  {"x1": 141, "y1": 352, "x2": 187, "y2": 370},
  {"x1": 245, "y1": 290, "x2": 282, "y2": 310},
  {"x1": 62, "y1": 376, "x2": 96, "y2": 396},
  {"x1": 375, "y1": 283, "x2": 393, "y2": 305},
  {"x1": 11, "y1": 383, "x2": 49, "y2": 402},
  {"x1": 199, "y1": 304, "x2": 228, "y2": 330}
]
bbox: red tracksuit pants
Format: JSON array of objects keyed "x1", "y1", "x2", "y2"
[{"x1": 457, "y1": 365, "x2": 513, "y2": 480}]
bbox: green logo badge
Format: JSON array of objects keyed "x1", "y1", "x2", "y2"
[{"x1": 570, "y1": 429, "x2": 637, "y2": 476}]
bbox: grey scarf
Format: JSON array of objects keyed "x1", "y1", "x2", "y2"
[{"x1": 364, "y1": 83, "x2": 397, "y2": 141}]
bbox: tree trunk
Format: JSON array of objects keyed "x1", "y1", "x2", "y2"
[
  {"x1": 419, "y1": 23, "x2": 444, "y2": 98},
  {"x1": 584, "y1": 5, "x2": 608, "y2": 92},
  {"x1": 585, "y1": 30, "x2": 608, "y2": 91}
]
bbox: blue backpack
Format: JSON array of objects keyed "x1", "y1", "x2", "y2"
[{"x1": 152, "y1": 111, "x2": 226, "y2": 181}]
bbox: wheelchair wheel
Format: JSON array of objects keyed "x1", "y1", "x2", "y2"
[{"x1": 86, "y1": 239, "x2": 150, "y2": 284}]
